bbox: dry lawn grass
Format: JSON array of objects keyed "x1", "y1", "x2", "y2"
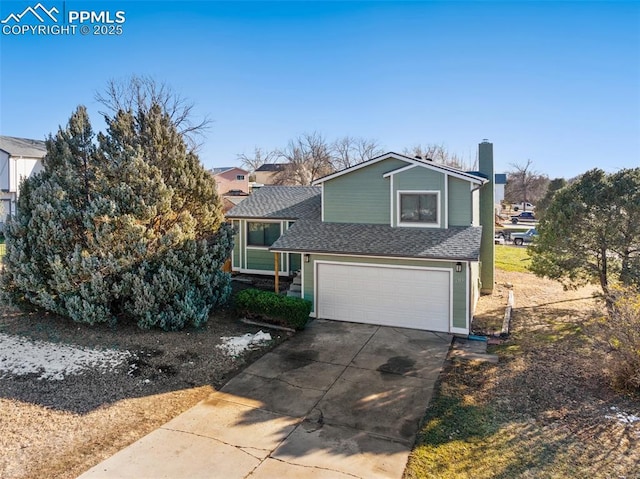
[
  {"x1": 405, "y1": 270, "x2": 640, "y2": 479},
  {"x1": 2, "y1": 386, "x2": 213, "y2": 479},
  {"x1": 0, "y1": 280, "x2": 291, "y2": 479}
]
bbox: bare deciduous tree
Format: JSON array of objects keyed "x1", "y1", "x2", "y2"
[
  {"x1": 403, "y1": 143, "x2": 472, "y2": 170},
  {"x1": 237, "y1": 147, "x2": 277, "y2": 173},
  {"x1": 239, "y1": 133, "x2": 382, "y2": 185},
  {"x1": 504, "y1": 159, "x2": 549, "y2": 206},
  {"x1": 274, "y1": 132, "x2": 334, "y2": 185},
  {"x1": 331, "y1": 136, "x2": 384, "y2": 170},
  {"x1": 95, "y1": 75, "x2": 210, "y2": 150}
]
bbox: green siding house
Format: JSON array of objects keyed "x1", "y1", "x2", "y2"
[{"x1": 227, "y1": 142, "x2": 495, "y2": 336}]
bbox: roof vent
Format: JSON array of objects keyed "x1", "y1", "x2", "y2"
[
  {"x1": 425, "y1": 157, "x2": 433, "y2": 162},
  {"x1": 414, "y1": 155, "x2": 422, "y2": 159}
]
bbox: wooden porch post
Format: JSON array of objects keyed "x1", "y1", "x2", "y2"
[{"x1": 274, "y1": 252, "x2": 280, "y2": 293}]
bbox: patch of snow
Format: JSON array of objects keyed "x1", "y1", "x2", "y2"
[
  {"x1": 605, "y1": 407, "x2": 640, "y2": 425},
  {"x1": 0, "y1": 332, "x2": 131, "y2": 381},
  {"x1": 217, "y1": 330, "x2": 272, "y2": 356}
]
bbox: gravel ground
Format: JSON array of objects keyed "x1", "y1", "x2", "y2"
[{"x1": 0, "y1": 277, "x2": 292, "y2": 479}]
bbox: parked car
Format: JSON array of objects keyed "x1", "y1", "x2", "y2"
[
  {"x1": 511, "y1": 202, "x2": 535, "y2": 211},
  {"x1": 511, "y1": 211, "x2": 536, "y2": 224},
  {"x1": 512, "y1": 228, "x2": 538, "y2": 246}
]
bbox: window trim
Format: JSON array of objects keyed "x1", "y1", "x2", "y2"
[
  {"x1": 236, "y1": 174, "x2": 245, "y2": 181},
  {"x1": 245, "y1": 220, "x2": 282, "y2": 249},
  {"x1": 397, "y1": 190, "x2": 441, "y2": 228}
]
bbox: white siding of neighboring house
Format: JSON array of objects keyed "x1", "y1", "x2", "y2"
[
  {"x1": 495, "y1": 183, "x2": 505, "y2": 206},
  {"x1": 12, "y1": 157, "x2": 42, "y2": 193},
  {"x1": 0, "y1": 151, "x2": 12, "y2": 222},
  {"x1": 0, "y1": 154, "x2": 44, "y2": 225}
]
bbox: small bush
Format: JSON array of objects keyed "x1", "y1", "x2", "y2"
[
  {"x1": 235, "y1": 289, "x2": 311, "y2": 330},
  {"x1": 601, "y1": 289, "x2": 640, "y2": 392}
]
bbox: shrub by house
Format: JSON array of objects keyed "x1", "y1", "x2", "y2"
[{"x1": 235, "y1": 289, "x2": 311, "y2": 330}]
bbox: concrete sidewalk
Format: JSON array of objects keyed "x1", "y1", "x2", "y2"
[{"x1": 78, "y1": 320, "x2": 451, "y2": 479}]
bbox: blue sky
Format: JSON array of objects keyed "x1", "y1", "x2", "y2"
[{"x1": 1, "y1": 1, "x2": 638, "y2": 178}]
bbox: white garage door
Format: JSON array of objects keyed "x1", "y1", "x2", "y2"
[{"x1": 316, "y1": 262, "x2": 450, "y2": 332}]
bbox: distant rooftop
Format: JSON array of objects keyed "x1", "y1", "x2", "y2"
[
  {"x1": 495, "y1": 173, "x2": 507, "y2": 184},
  {"x1": 211, "y1": 167, "x2": 234, "y2": 174},
  {"x1": 255, "y1": 163, "x2": 287, "y2": 172},
  {"x1": 0, "y1": 135, "x2": 46, "y2": 158},
  {"x1": 210, "y1": 166, "x2": 248, "y2": 175}
]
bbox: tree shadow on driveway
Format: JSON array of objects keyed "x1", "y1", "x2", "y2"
[{"x1": 157, "y1": 320, "x2": 453, "y2": 478}]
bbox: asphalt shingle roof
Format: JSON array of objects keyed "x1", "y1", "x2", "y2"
[
  {"x1": 0, "y1": 136, "x2": 46, "y2": 158},
  {"x1": 210, "y1": 167, "x2": 235, "y2": 174},
  {"x1": 255, "y1": 163, "x2": 287, "y2": 172},
  {"x1": 271, "y1": 221, "x2": 483, "y2": 261},
  {"x1": 226, "y1": 186, "x2": 321, "y2": 220}
]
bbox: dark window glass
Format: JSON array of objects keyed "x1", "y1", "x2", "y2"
[
  {"x1": 400, "y1": 193, "x2": 438, "y2": 224},
  {"x1": 247, "y1": 222, "x2": 281, "y2": 246}
]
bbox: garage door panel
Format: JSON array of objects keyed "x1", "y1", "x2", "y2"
[{"x1": 317, "y1": 263, "x2": 450, "y2": 332}]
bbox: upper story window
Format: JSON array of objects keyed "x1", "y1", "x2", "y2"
[
  {"x1": 236, "y1": 175, "x2": 245, "y2": 181},
  {"x1": 398, "y1": 191, "x2": 440, "y2": 227},
  {"x1": 247, "y1": 221, "x2": 281, "y2": 247}
]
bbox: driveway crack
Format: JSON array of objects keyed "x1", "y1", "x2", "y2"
[
  {"x1": 266, "y1": 456, "x2": 363, "y2": 478},
  {"x1": 160, "y1": 426, "x2": 271, "y2": 460},
  {"x1": 240, "y1": 371, "x2": 329, "y2": 392}
]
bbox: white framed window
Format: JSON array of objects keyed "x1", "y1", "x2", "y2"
[
  {"x1": 236, "y1": 175, "x2": 245, "y2": 181},
  {"x1": 397, "y1": 190, "x2": 440, "y2": 227},
  {"x1": 247, "y1": 221, "x2": 281, "y2": 247}
]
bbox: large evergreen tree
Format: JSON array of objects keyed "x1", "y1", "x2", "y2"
[
  {"x1": 530, "y1": 168, "x2": 640, "y2": 305},
  {"x1": 2, "y1": 105, "x2": 233, "y2": 330},
  {"x1": 534, "y1": 177, "x2": 567, "y2": 220}
]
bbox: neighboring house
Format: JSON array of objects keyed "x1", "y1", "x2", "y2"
[
  {"x1": 0, "y1": 135, "x2": 46, "y2": 223},
  {"x1": 211, "y1": 166, "x2": 249, "y2": 195},
  {"x1": 495, "y1": 173, "x2": 507, "y2": 212},
  {"x1": 210, "y1": 166, "x2": 250, "y2": 213},
  {"x1": 254, "y1": 163, "x2": 287, "y2": 185},
  {"x1": 227, "y1": 141, "x2": 495, "y2": 336}
]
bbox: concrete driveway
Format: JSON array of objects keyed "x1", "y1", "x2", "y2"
[{"x1": 78, "y1": 320, "x2": 451, "y2": 479}]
